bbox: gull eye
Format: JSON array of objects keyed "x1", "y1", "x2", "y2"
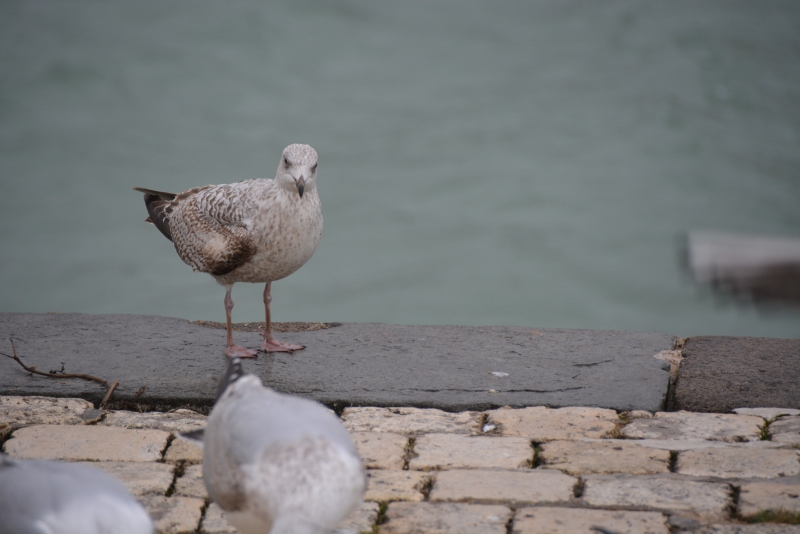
[
  {"x1": 283, "y1": 156, "x2": 290, "y2": 166},
  {"x1": 311, "y1": 163, "x2": 317, "y2": 172}
]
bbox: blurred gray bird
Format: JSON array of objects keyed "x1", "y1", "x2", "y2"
[
  {"x1": 196, "y1": 357, "x2": 365, "y2": 534},
  {"x1": 0, "y1": 454, "x2": 154, "y2": 534},
  {"x1": 134, "y1": 143, "x2": 323, "y2": 358}
]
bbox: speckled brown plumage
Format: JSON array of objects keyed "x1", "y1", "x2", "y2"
[{"x1": 135, "y1": 144, "x2": 323, "y2": 357}]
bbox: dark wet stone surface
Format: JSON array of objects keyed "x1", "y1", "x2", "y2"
[
  {"x1": 0, "y1": 313, "x2": 674, "y2": 412},
  {"x1": 674, "y1": 335, "x2": 800, "y2": 413}
]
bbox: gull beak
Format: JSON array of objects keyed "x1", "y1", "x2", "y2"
[{"x1": 296, "y1": 176, "x2": 305, "y2": 198}]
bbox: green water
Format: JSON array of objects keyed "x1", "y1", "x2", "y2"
[{"x1": 1, "y1": 1, "x2": 799, "y2": 338}]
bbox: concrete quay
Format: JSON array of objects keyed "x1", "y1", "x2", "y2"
[
  {"x1": 2, "y1": 396, "x2": 800, "y2": 533},
  {"x1": 1, "y1": 313, "x2": 798, "y2": 413}
]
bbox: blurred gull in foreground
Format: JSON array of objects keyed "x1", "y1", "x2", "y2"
[
  {"x1": 686, "y1": 231, "x2": 800, "y2": 304},
  {"x1": 193, "y1": 357, "x2": 365, "y2": 534},
  {"x1": 0, "y1": 454, "x2": 154, "y2": 534}
]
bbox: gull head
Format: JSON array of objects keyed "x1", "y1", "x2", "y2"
[{"x1": 275, "y1": 144, "x2": 318, "y2": 198}]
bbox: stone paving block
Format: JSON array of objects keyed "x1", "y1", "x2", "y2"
[
  {"x1": 174, "y1": 464, "x2": 207, "y2": 499},
  {"x1": 353, "y1": 432, "x2": 408, "y2": 470},
  {"x1": 621, "y1": 411, "x2": 763, "y2": 442},
  {"x1": 625, "y1": 439, "x2": 786, "y2": 451},
  {"x1": 771, "y1": 416, "x2": 800, "y2": 446},
  {"x1": 409, "y1": 433, "x2": 532, "y2": 471},
  {"x1": 733, "y1": 408, "x2": 800, "y2": 419},
  {"x1": 76, "y1": 461, "x2": 174, "y2": 496},
  {"x1": 513, "y1": 506, "x2": 669, "y2": 534},
  {"x1": 691, "y1": 525, "x2": 800, "y2": 534},
  {"x1": 539, "y1": 439, "x2": 671, "y2": 475},
  {"x1": 486, "y1": 406, "x2": 618, "y2": 441},
  {"x1": 674, "y1": 336, "x2": 800, "y2": 413},
  {"x1": 0, "y1": 395, "x2": 101, "y2": 426},
  {"x1": 140, "y1": 496, "x2": 204, "y2": 534},
  {"x1": 676, "y1": 448, "x2": 800, "y2": 478},
  {"x1": 3, "y1": 424, "x2": 169, "y2": 461},
  {"x1": 164, "y1": 436, "x2": 204, "y2": 463},
  {"x1": 366, "y1": 469, "x2": 427, "y2": 502},
  {"x1": 429, "y1": 469, "x2": 575, "y2": 505},
  {"x1": 382, "y1": 502, "x2": 511, "y2": 534},
  {"x1": 101, "y1": 409, "x2": 207, "y2": 433},
  {"x1": 738, "y1": 481, "x2": 800, "y2": 517},
  {"x1": 200, "y1": 503, "x2": 236, "y2": 534},
  {"x1": 334, "y1": 501, "x2": 381, "y2": 534},
  {"x1": 582, "y1": 475, "x2": 732, "y2": 521},
  {"x1": 342, "y1": 407, "x2": 480, "y2": 435},
  {"x1": 201, "y1": 492, "x2": 379, "y2": 533}
]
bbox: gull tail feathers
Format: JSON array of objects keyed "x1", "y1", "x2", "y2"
[
  {"x1": 133, "y1": 187, "x2": 175, "y2": 242},
  {"x1": 132, "y1": 187, "x2": 177, "y2": 200}
]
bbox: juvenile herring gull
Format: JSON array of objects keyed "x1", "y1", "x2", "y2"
[
  {"x1": 199, "y1": 357, "x2": 366, "y2": 534},
  {"x1": 0, "y1": 454, "x2": 154, "y2": 534},
  {"x1": 134, "y1": 144, "x2": 323, "y2": 357}
]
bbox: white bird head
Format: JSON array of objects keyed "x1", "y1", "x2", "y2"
[{"x1": 275, "y1": 144, "x2": 318, "y2": 198}]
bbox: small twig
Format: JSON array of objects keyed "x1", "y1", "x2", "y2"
[
  {"x1": 1, "y1": 338, "x2": 119, "y2": 408},
  {"x1": 1, "y1": 339, "x2": 109, "y2": 387},
  {"x1": 99, "y1": 381, "x2": 119, "y2": 409}
]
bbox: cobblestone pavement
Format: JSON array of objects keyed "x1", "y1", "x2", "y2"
[{"x1": 2, "y1": 397, "x2": 799, "y2": 533}]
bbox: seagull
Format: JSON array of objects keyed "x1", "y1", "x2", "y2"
[
  {"x1": 134, "y1": 144, "x2": 323, "y2": 358},
  {"x1": 0, "y1": 454, "x2": 154, "y2": 534},
  {"x1": 198, "y1": 357, "x2": 365, "y2": 534}
]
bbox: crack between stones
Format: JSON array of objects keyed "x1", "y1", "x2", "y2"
[
  {"x1": 729, "y1": 484, "x2": 741, "y2": 520},
  {"x1": 164, "y1": 460, "x2": 184, "y2": 497},
  {"x1": 402, "y1": 437, "x2": 416, "y2": 471},
  {"x1": 420, "y1": 474, "x2": 434, "y2": 502},
  {"x1": 195, "y1": 499, "x2": 211, "y2": 534},
  {"x1": 158, "y1": 433, "x2": 176, "y2": 462},
  {"x1": 371, "y1": 502, "x2": 389, "y2": 533},
  {"x1": 505, "y1": 507, "x2": 517, "y2": 534},
  {"x1": 573, "y1": 478, "x2": 585, "y2": 499},
  {"x1": 759, "y1": 417, "x2": 776, "y2": 441},
  {"x1": 531, "y1": 441, "x2": 544, "y2": 468},
  {"x1": 573, "y1": 359, "x2": 614, "y2": 368},
  {"x1": 409, "y1": 387, "x2": 586, "y2": 393}
]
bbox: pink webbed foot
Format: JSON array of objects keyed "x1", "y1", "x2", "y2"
[
  {"x1": 261, "y1": 338, "x2": 305, "y2": 353},
  {"x1": 225, "y1": 344, "x2": 259, "y2": 359}
]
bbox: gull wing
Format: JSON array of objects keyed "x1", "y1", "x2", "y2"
[{"x1": 167, "y1": 182, "x2": 259, "y2": 277}]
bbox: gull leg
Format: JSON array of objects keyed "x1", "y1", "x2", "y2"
[
  {"x1": 223, "y1": 285, "x2": 258, "y2": 359},
  {"x1": 261, "y1": 282, "x2": 305, "y2": 353}
]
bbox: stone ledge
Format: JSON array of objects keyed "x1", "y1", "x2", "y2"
[{"x1": 0, "y1": 314, "x2": 675, "y2": 412}]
